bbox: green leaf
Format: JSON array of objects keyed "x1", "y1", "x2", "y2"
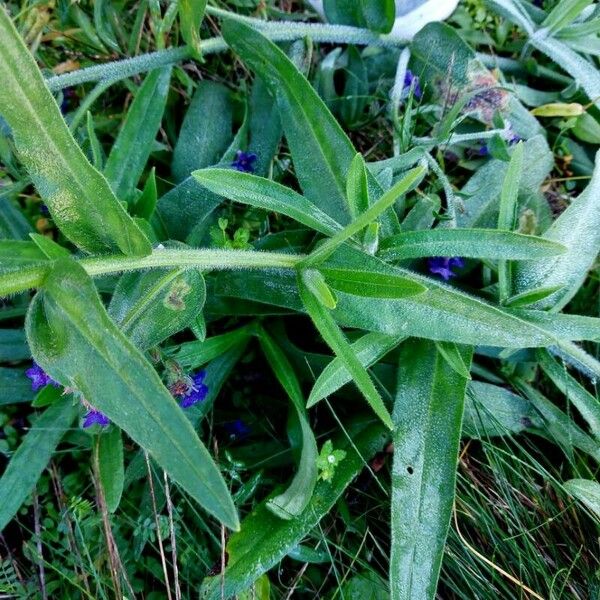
[
  {"x1": 133, "y1": 167, "x2": 158, "y2": 220},
  {"x1": 320, "y1": 264, "x2": 426, "y2": 299},
  {"x1": 299, "y1": 271, "x2": 394, "y2": 429},
  {"x1": 172, "y1": 82, "x2": 233, "y2": 183},
  {"x1": 301, "y1": 269, "x2": 338, "y2": 310},
  {"x1": 199, "y1": 420, "x2": 388, "y2": 599},
  {"x1": 308, "y1": 332, "x2": 405, "y2": 407},
  {"x1": 347, "y1": 154, "x2": 370, "y2": 219},
  {"x1": 0, "y1": 367, "x2": 35, "y2": 405},
  {"x1": 29, "y1": 233, "x2": 70, "y2": 259},
  {"x1": 542, "y1": 0, "x2": 594, "y2": 34},
  {"x1": 221, "y1": 21, "x2": 397, "y2": 232},
  {"x1": 391, "y1": 340, "x2": 473, "y2": 600},
  {"x1": 497, "y1": 142, "x2": 524, "y2": 302},
  {"x1": 463, "y1": 381, "x2": 540, "y2": 438},
  {"x1": 564, "y1": 479, "x2": 600, "y2": 518},
  {"x1": 0, "y1": 398, "x2": 77, "y2": 532},
  {"x1": 193, "y1": 169, "x2": 342, "y2": 236},
  {"x1": 302, "y1": 165, "x2": 426, "y2": 266},
  {"x1": 0, "y1": 328, "x2": 30, "y2": 361},
  {"x1": 0, "y1": 9, "x2": 150, "y2": 256},
  {"x1": 504, "y1": 286, "x2": 564, "y2": 308},
  {"x1": 434, "y1": 341, "x2": 472, "y2": 379},
  {"x1": 513, "y1": 150, "x2": 600, "y2": 309},
  {"x1": 379, "y1": 228, "x2": 565, "y2": 261},
  {"x1": 257, "y1": 328, "x2": 318, "y2": 519},
  {"x1": 108, "y1": 264, "x2": 206, "y2": 351},
  {"x1": 104, "y1": 67, "x2": 172, "y2": 202},
  {"x1": 178, "y1": 0, "x2": 207, "y2": 58},
  {"x1": 166, "y1": 324, "x2": 255, "y2": 371},
  {"x1": 324, "y1": 0, "x2": 396, "y2": 33},
  {"x1": 96, "y1": 427, "x2": 124, "y2": 513},
  {"x1": 0, "y1": 240, "x2": 48, "y2": 276},
  {"x1": 25, "y1": 259, "x2": 238, "y2": 530},
  {"x1": 538, "y1": 349, "x2": 600, "y2": 441}
]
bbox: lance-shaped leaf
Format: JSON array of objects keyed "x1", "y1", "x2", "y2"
[
  {"x1": 108, "y1": 265, "x2": 206, "y2": 350},
  {"x1": 194, "y1": 169, "x2": 342, "y2": 236},
  {"x1": 308, "y1": 332, "x2": 404, "y2": 407},
  {"x1": 324, "y1": 0, "x2": 396, "y2": 33},
  {"x1": 178, "y1": 0, "x2": 207, "y2": 58},
  {"x1": 199, "y1": 420, "x2": 388, "y2": 599},
  {"x1": 564, "y1": 479, "x2": 600, "y2": 518},
  {"x1": 221, "y1": 20, "x2": 399, "y2": 234},
  {"x1": 0, "y1": 367, "x2": 34, "y2": 405},
  {"x1": 0, "y1": 398, "x2": 78, "y2": 532},
  {"x1": 258, "y1": 328, "x2": 318, "y2": 519},
  {"x1": 0, "y1": 8, "x2": 150, "y2": 256},
  {"x1": 96, "y1": 427, "x2": 124, "y2": 513},
  {"x1": 25, "y1": 259, "x2": 238, "y2": 530},
  {"x1": 391, "y1": 340, "x2": 472, "y2": 600},
  {"x1": 379, "y1": 228, "x2": 566, "y2": 261},
  {"x1": 299, "y1": 271, "x2": 394, "y2": 429},
  {"x1": 513, "y1": 151, "x2": 600, "y2": 309},
  {"x1": 104, "y1": 67, "x2": 172, "y2": 202}
]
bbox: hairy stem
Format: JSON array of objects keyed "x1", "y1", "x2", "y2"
[
  {"x1": 1, "y1": 249, "x2": 304, "y2": 296},
  {"x1": 46, "y1": 14, "x2": 406, "y2": 91}
]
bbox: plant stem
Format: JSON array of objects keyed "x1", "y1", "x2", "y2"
[
  {"x1": 0, "y1": 249, "x2": 304, "y2": 296},
  {"x1": 46, "y1": 15, "x2": 406, "y2": 92}
]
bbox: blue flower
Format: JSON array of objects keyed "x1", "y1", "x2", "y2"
[
  {"x1": 428, "y1": 257, "x2": 464, "y2": 281},
  {"x1": 39, "y1": 204, "x2": 50, "y2": 217},
  {"x1": 224, "y1": 419, "x2": 251, "y2": 439},
  {"x1": 25, "y1": 362, "x2": 60, "y2": 392},
  {"x1": 232, "y1": 150, "x2": 258, "y2": 173},
  {"x1": 177, "y1": 371, "x2": 208, "y2": 409},
  {"x1": 403, "y1": 69, "x2": 422, "y2": 99},
  {"x1": 508, "y1": 132, "x2": 522, "y2": 145},
  {"x1": 83, "y1": 409, "x2": 110, "y2": 428}
]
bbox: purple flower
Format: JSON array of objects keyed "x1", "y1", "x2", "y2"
[
  {"x1": 232, "y1": 150, "x2": 258, "y2": 174},
  {"x1": 178, "y1": 371, "x2": 208, "y2": 409},
  {"x1": 82, "y1": 409, "x2": 110, "y2": 428},
  {"x1": 404, "y1": 69, "x2": 422, "y2": 100},
  {"x1": 508, "y1": 132, "x2": 522, "y2": 145},
  {"x1": 428, "y1": 257, "x2": 465, "y2": 281},
  {"x1": 25, "y1": 362, "x2": 60, "y2": 392},
  {"x1": 478, "y1": 144, "x2": 490, "y2": 157},
  {"x1": 224, "y1": 419, "x2": 251, "y2": 439},
  {"x1": 39, "y1": 204, "x2": 50, "y2": 217}
]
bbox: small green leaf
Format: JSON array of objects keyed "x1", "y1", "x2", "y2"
[
  {"x1": 531, "y1": 102, "x2": 585, "y2": 117},
  {"x1": 379, "y1": 228, "x2": 566, "y2": 261},
  {"x1": 324, "y1": 0, "x2": 396, "y2": 33},
  {"x1": 308, "y1": 332, "x2": 405, "y2": 407},
  {"x1": 0, "y1": 9, "x2": 150, "y2": 256},
  {"x1": 302, "y1": 165, "x2": 426, "y2": 266},
  {"x1": 504, "y1": 286, "x2": 564, "y2": 308},
  {"x1": 178, "y1": 0, "x2": 207, "y2": 58},
  {"x1": 96, "y1": 427, "x2": 124, "y2": 513},
  {"x1": 258, "y1": 328, "x2": 318, "y2": 519},
  {"x1": 104, "y1": 67, "x2": 172, "y2": 202},
  {"x1": 391, "y1": 340, "x2": 473, "y2": 600},
  {"x1": 26, "y1": 259, "x2": 239, "y2": 530},
  {"x1": 0, "y1": 399, "x2": 77, "y2": 532},
  {"x1": 29, "y1": 233, "x2": 70, "y2": 259},
  {"x1": 301, "y1": 270, "x2": 338, "y2": 310},
  {"x1": 299, "y1": 271, "x2": 394, "y2": 430},
  {"x1": 194, "y1": 169, "x2": 342, "y2": 236},
  {"x1": 109, "y1": 263, "x2": 206, "y2": 351},
  {"x1": 564, "y1": 479, "x2": 600, "y2": 518},
  {"x1": 434, "y1": 341, "x2": 472, "y2": 379}
]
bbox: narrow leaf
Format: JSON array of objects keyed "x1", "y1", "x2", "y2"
[
  {"x1": 96, "y1": 427, "x2": 124, "y2": 513},
  {"x1": 26, "y1": 259, "x2": 239, "y2": 529},
  {"x1": 391, "y1": 340, "x2": 473, "y2": 600},
  {"x1": 564, "y1": 479, "x2": 600, "y2": 518},
  {"x1": 178, "y1": 0, "x2": 207, "y2": 58},
  {"x1": 0, "y1": 8, "x2": 150, "y2": 256},
  {"x1": 104, "y1": 67, "x2": 172, "y2": 201},
  {"x1": 0, "y1": 399, "x2": 77, "y2": 532},
  {"x1": 299, "y1": 272, "x2": 394, "y2": 429}
]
